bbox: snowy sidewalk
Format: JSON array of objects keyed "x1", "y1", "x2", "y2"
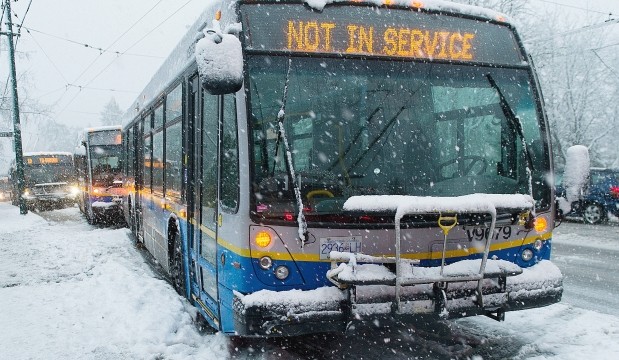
[{"x1": 0, "y1": 204, "x2": 227, "y2": 359}]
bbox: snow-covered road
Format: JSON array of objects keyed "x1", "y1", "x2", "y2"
[{"x1": 1, "y1": 203, "x2": 618, "y2": 359}]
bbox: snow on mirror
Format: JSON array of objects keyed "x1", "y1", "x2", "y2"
[
  {"x1": 195, "y1": 24, "x2": 243, "y2": 95},
  {"x1": 558, "y1": 145, "x2": 590, "y2": 214}
]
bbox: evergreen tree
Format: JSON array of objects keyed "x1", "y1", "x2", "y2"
[{"x1": 100, "y1": 97, "x2": 123, "y2": 127}]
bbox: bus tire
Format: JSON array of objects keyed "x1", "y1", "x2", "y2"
[
  {"x1": 86, "y1": 208, "x2": 97, "y2": 225},
  {"x1": 169, "y1": 231, "x2": 186, "y2": 297}
]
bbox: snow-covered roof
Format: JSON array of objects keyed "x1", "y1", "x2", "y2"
[
  {"x1": 121, "y1": 1, "x2": 221, "y2": 127},
  {"x1": 84, "y1": 125, "x2": 122, "y2": 133},
  {"x1": 23, "y1": 151, "x2": 73, "y2": 157},
  {"x1": 305, "y1": 0, "x2": 510, "y2": 23}
]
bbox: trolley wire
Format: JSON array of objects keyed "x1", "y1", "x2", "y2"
[
  {"x1": 52, "y1": 0, "x2": 167, "y2": 111},
  {"x1": 17, "y1": 25, "x2": 165, "y2": 59},
  {"x1": 14, "y1": 0, "x2": 32, "y2": 47},
  {"x1": 57, "y1": 0, "x2": 197, "y2": 117},
  {"x1": 591, "y1": 49, "x2": 619, "y2": 80},
  {"x1": 23, "y1": 28, "x2": 69, "y2": 84},
  {"x1": 534, "y1": 0, "x2": 614, "y2": 17},
  {"x1": 524, "y1": 17, "x2": 619, "y2": 43},
  {"x1": 65, "y1": 84, "x2": 138, "y2": 94}
]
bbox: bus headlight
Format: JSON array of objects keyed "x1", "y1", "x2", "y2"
[
  {"x1": 259, "y1": 256, "x2": 273, "y2": 270},
  {"x1": 533, "y1": 239, "x2": 543, "y2": 251},
  {"x1": 521, "y1": 249, "x2": 534, "y2": 262},
  {"x1": 274, "y1": 265, "x2": 290, "y2": 280}
]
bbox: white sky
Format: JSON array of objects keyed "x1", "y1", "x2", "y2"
[
  {"x1": 1, "y1": 0, "x2": 207, "y2": 129},
  {"x1": 0, "y1": 0, "x2": 618, "y2": 130}
]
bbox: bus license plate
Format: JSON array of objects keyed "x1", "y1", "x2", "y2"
[{"x1": 319, "y1": 236, "x2": 362, "y2": 260}]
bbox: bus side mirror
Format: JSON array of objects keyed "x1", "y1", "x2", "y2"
[
  {"x1": 558, "y1": 145, "x2": 590, "y2": 215},
  {"x1": 195, "y1": 28, "x2": 243, "y2": 95}
]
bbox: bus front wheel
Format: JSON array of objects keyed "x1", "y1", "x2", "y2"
[{"x1": 170, "y1": 232, "x2": 186, "y2": 297}]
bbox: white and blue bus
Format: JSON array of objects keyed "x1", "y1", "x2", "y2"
[
  {"x1": 122, "y1": 0, "x2": 566, "y2": 336},
  {"x1": 75, "y1": 126, "x2": 124, "y2": 224},
  {"x1": 11, "y1": 152, "x2": 78, "y2": 211}
]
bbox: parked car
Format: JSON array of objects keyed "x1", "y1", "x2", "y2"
[{"x1": 556, "y1": 168, "x2": 619, "y2": 224}]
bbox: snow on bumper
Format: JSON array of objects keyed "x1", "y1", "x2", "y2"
[
  {"x1": 233, "y1": 260, "x2": 562, "y2": 336},
  {"x1": 91, "y1": 201, "x2": 122, "y2": 214}
]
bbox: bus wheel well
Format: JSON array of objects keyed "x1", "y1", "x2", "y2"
[
  {"x1": 167, "y1": 217, "x2": 185, "y2": 296},
  {"x1": 167, "y1": 218, "x2": 179, "y2": 257}
]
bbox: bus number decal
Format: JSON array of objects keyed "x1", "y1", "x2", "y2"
[{"x1": 464, "y1": 226, "x2": 512, "y2": 242}]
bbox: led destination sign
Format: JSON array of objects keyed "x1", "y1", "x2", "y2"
[
  {"x1": 242, "y1": 4, "x2": 524, "y2": 65},
  {"x1": 286, "y1": 21, "x2": 476, "y2": 61},
  {"x1": 25, "y1": 155, "x2": 71, "y2": 165}
]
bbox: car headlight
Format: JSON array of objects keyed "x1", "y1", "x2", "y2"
[
  {"x1": 23, "y1": 189, "x2": 30, "y2": 196},
  {"x1": 70, "y1": 186, "x2": 80, "y2": 196}
]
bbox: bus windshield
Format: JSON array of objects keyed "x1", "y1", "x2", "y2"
[
  {"x1": 248, "y1": 56, "x2": 550, "y2": 219},
  {"x1": 25, "y1": 165, "x2": 75, "y2": 186},
  {"x1": 90, "y1": 145, "x2": 122, "y2": 187}
]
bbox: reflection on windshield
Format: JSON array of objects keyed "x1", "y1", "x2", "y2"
[
  {"x1": 90, "y1": 145, "x2": 122, "y2": 187},
  {"x1": 25, "y1": 165, "x2": 75, "y2": 186},
  {"x1": 248, "y1": 56, "x2": 550, "y2": 219}
]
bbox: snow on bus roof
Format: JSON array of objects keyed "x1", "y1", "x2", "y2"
[
  {"x1": 85, "y1": 125, "x2": 122, "y2": 133},
  {"x1": 304, "y1": 0, "x2": 510, "y2": 23},
  {"x1": 121, "y1": 2, "x2": 221, "y2": 127},
  {"x1": 23, "y1": 151, "x2": 73, "y2": 157}
]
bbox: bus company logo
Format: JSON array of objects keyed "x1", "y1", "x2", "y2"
[{"x1": 286, "y1": 20, "x2": 476, "y2": 61}]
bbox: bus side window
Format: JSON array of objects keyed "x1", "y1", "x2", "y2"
[{"x1": 220, "y1": 94, "x2": 239, "y2": 212}]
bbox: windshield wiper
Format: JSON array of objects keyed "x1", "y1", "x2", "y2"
[
  {"x1": 486, "y1": 74, "x2": 536, "y2": 210},
  {"x1": 346, "y1": 106, "x2": 406, "y2": 174},
  {"x1": 486, "y1": 74, "x2": 535, "y2": 171},
  {"x1": 271, "y1": 59, "x2": 308, "y2": 244},
  {"x1": 327, "y1": 106, "x2": 382, "y2": 172}
]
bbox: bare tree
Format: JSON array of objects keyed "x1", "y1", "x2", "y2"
[{"x1": 529, "y1": 9, "x2": 619, "y2": 168}]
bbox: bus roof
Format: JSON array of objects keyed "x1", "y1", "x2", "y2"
[
  {"x1": 302, "y1": 0, "x2": 509, "y2": 22},
  {"x1": 23, "y1": 151, "x2": 73, "y2": 158},
  {"x1": 85, "y1": 125, "x2": 122, "y2": 133},
  {"x1": 121, "y1": 2, "x2": 220, "y2": 128},
  {"x1": 121, "y1": 0, "x2": 510, "y2": 128}
]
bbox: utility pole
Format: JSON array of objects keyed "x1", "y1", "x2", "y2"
[{"x1": 2, "y1": 0, "x2": 28, "y2": 214}]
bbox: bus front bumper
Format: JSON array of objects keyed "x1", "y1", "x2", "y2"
[
  {"x1": 91, "y1": 200, "x2": 123, "y2": 218},
  {"x1": 232, "y1": 260, "x2": 563, "y2": 337}
]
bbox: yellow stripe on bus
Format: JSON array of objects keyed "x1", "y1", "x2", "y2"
[
  {"x1": 216, "y1": 231, "x2": 553, "y2": 262},
  {"x1": 137, "y1": 194, "x2": 551, "y2": 263}
]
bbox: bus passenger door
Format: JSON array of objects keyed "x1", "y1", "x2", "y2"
[
  {"x1": 134, "y1": 119, "x2": 144, "y2": 242},
  {"x1": 188, "y1": 76, "x2": 220, "y2": 327}
]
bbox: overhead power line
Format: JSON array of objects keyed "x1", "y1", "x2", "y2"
[
  {"x1": 524, "y1": 17, "x2": 619, "y2": 43},
  {"x1": 14, "y1": 0, "x2": 32, "y2": 47},
  {"x1": 534, "y1": 0, "x2": 614, "y2": 17},
  {"x1": 52, "y1": 0, "x2": 167, "y2": 110},
  {"x1": 16, "y1": 25, "x2": 165, "y2": 59},
  {"x1": 65, "y1": 84, "x2": 138, "y2": 94},
  {"x1": 57, "y1": 0, "x2": 197, "y2": 117},
  {"x1": 23, "y1": 28, "x2": 70, "y2": 84},
  {"x1": 80, "y1": 0, "x2": 197, "y2": 88}
]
